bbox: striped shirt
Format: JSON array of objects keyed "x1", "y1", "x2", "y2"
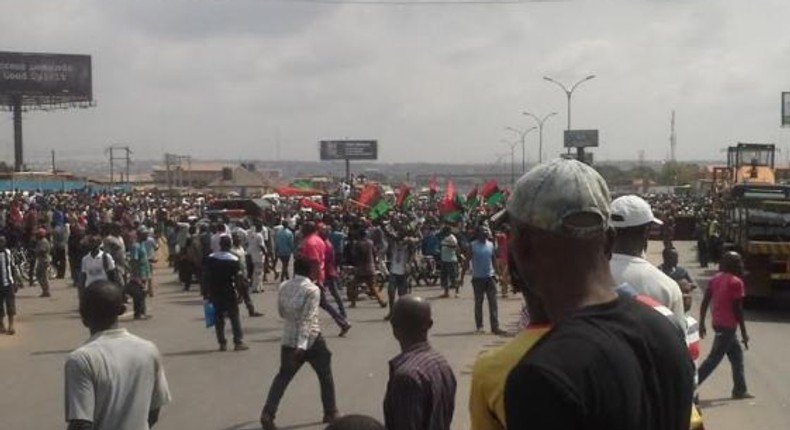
[
  {"x1": 0, "y1": 249, "x2": 15, "y2": 289},
  {"x1": 277, "y1": 275, "x2": 321, "y2": 350},
  {"x1": 384, "y1": 342, "x2": 457, "y2": 430}
]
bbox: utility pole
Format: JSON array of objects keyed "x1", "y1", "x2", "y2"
[
  {"x1": 107, "y1": 146, "x2": 132, "y2": 191},
  {"x1": 51, "y1": 150, "x2": 56, "y2": 173},
  {"x1": 670, "y1": 110, "x2": 677, "y2": 163}
]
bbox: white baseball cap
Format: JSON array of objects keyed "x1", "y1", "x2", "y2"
[{"x1": 610, "y1": 195, "x2": 663, "y2": 228}]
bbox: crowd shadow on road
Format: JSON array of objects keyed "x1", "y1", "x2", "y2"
[
  {"x1": 250, "y1": 337, "x2": 282, "y2": 344},
  {"x1": 162, "y1": 348, "x2": 219, "y2": 357},
  {"x1": 166, "y1": 298, "x2": 205, "y2": 306},
  {"x1": 698, "y1": 397, "x2": 735, "y2": 410},
  {"x1": 30, "y1": 348, "x2": 73, "y2": 356},
  {"x1": 745, "y1": 308, "x2": 790, "y2": 323},
  {"x1": 220, "y1": 420, "x2": 322, "y2": 430},
  {"x1": 432, "y1": 330, "x2": 479, "y2": 338}
]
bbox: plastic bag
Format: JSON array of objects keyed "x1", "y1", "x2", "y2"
[{"x1": 203, "y1": 300, "x2": 216, "y2": 328}]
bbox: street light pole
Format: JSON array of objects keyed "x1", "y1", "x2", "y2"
[
  {"x1": 501, "y1": 139, "x2": 520, "y2": 186},
  {"x1": 505, "y1": 126, "x2": 537, "y2": 173},
  {"x1": 522, "y1": 111, "x2": 558, "y2": 164},
  {"x1": 543, "y1": 75, "x2": 596, "y2": 162}
]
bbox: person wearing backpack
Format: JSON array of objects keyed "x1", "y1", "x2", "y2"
[{"x1": 79, "y1": 236, "x2": 119, "y2": 290}]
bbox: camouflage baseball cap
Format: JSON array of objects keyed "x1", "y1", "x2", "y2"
[{"x1": 506, "y1": 158, "x2": 611, "y2": 238}]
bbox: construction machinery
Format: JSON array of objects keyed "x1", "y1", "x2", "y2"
[{"x1": 721, "y1": 183, "x2": 790, "y2": 301}]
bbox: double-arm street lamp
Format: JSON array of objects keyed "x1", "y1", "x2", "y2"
[
  {"x1": 522, "y1": 111, "x2": 557, "y2": 164},
  {"x1": 504, "y1": 126, "x2": 537, "y2": 173},
  {"x1": 543, "y1": 74, "x2": 596, "y2": 130}
]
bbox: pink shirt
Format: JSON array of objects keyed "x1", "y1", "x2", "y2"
[
  {"x1": 708, "y1": 272, "x2": 745, "y2": 329},
  {"x1": 299, "y1": 233, "x2": 326, "y2": 285},
  {"x1": 323, "y1": 239, "x2": 338, "y2": 279}
]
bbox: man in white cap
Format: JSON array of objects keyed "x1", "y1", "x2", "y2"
[
  {"x1": 504, "y1": 159, "x2": 693, "y2": 430},
  {"x1": 609, "y1": 195, "x2": 686, "y2": 326}
]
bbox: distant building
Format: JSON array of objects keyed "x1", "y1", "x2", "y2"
[
  {"x1": 151, "y1": 161, "x2": 237, "y2": 188},
  {"x1": 206, "y1": 166, "x2": 275, "y2": 197}
]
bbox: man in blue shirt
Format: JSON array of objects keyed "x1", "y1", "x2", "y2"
[
  {"x1": 470, "y1": 227, "x2": 506, "y2": 335},
  {"x1": 275, "y1": 221, "x2": 295, "y2": 281}
]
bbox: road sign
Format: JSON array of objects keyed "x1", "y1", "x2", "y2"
[
  {"x1": 564, "y1": 130, "x2": 599, "y2": 148},
  {"x1": 560, "y1": 152, "x2": 594, "y2": 164},
  {"x1": 320, "y1": 140, "x2": 378, "y2": 160}
]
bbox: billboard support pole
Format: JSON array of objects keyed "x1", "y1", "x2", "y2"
[
  {"x1": 12, "y1": 96, "x2": 23, "y2": 172},
  {"x1": 345, "y1": 158, "x2": 351, "y2": 186}
]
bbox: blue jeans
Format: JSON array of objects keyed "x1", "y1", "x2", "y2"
[
  {"x1": 324, "y1": 276, "x2": 346, "y2": 318},
  {"x1": 698, "y1": 327, "x2": 747, "y2": 396}
]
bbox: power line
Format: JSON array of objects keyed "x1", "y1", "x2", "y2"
[{"x1": 266, "y1": 0, "x2": 549, "y2": 5}]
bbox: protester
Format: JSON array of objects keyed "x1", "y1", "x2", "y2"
[
  {"x1": 698, "y1": 251, "x2": 753, "y2": 399},
  {"x1": 34, "y1": 228, "x2": 52, "y2": 297},
  {"x1": 504, "y1": 159, "x2": 694, "y2": 430},
  {"x1": 385, "y1": 226, "x2": 418, "y2": 320},
  {"x1": 350, "y1": 228, "x2": 386, "y2": 308},
  {"x1": 439, "y1": 226, "x2": 459, "y2": 298},
  {"x1": 247, "y1": 224, "x2": 266, "y2": 293},
  {"x1": 0, "y1": 236, "x2": 22, "y2": 335},
  {"x1": 469, "y1": 227, "x2": 505, "y2": 335},
  {"x1": 79, "y1": 236, "x2": 118, "y2": 290},
  {"x1": 127, "y1": 231, "x2": 151, "y2": 320},
  {"x1": 384, "y1": 295, "x2": 456, "y2": 430},
  {"x1": 203, "y1": 236, "x2": 249, "y2": 352},
  {"x1": 659, "y1": 247, "x2": 695, "y2": 286},
  {"x1": 230, "y1": 232, "x2": 264, "y2": 318},
  {"x1": 65, "y1": 280, "x2": 171, "y2": 430},
  {"x1": 260, "y1": 257, "x2": 339, "y2": 430},
  {"x1": 319, "y1": 227, "x2": 351, "y2": 336},
  {"x1": 275, "y1": 220, "x2": 295, "y2": 281},
  {"x1": 609, "y1": 194, "x2": 686, "y2": 327}
]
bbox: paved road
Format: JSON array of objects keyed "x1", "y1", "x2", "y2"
[
  {"x1": 655, "y1": 241, "x2": 790, "y2": 430},
  {"x1": 1, "y1": 241, "x2": 788, "y2": 430},
  {"x1": 0, "y1": 259, "x2": 524, "y2": 430}
]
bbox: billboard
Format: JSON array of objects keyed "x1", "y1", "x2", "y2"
[
  {"x1": 0, "y1": 51, "x2": 92, "y2": 105},
  {"x1": 320, "y1": 140, "x2": 378, "y2": 160},
  {"x1": 782, "y1": 92, "x2": 790, "y2": 127},
  {"x1": 564, "y1": 130, "x2": 599, "y2": 148}
]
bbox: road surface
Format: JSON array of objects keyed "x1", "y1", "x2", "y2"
[{"x1": 0, "y1": 241, "x2": 787, "y2": 430}]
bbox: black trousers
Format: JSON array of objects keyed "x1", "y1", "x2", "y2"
[
  {"x1": 213, "y1": 299, "x2": 243, "y2": 345},
  {"x1": 262, "y1": 335, "x2": 337, "y2": 419},
  {"x1": 472, "y1": 277, "x2": 500, "y2": 331},
  {"x1": 125, "y1": 280, "x2": 147, "y2": 318},
  {"x1": 52, "y1": 246, "x2": 67, "y2": 278}
]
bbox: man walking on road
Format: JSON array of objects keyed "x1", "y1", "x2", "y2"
[
  {"x1": 384, "y1": 295, "x2": 456, "y2": 430},
  {"x1": 504, "y1": 159, "x2": 694, "y2": 430},
  {"x1": 260, "y1": 257, "x2": 340, "y2": 430},
  {"x1": 65, "y1": 280, "x2": 171, "y2": 430},
  {"x1": 470, "y1": 227, "x2": 505, "y2": 335},
  {"x1": 698, "y1": 251, "x2": 753, "y2": 400},
  {"x1": 34, "y1": 228, "x2": 52, "y2": 297},
  {"x1": 204, "y1": 236, "x2": 249, "y2": 352}
]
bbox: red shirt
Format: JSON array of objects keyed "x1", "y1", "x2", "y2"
[
  {"x1": 708, "y1": 272, "x2": 745, "y2": 329},
  {"x1": 299, "y1": 233, "x2": 326, "y2": 285},
  {"x1": 495, "y1": 233, "x2": 509, "y2": 261}
]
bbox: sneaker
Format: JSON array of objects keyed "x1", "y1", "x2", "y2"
[
  {"x1": 219, "y1": 344, "x2": 228, "y2": 352},
  {"x1": 439, "y1": 292, "x2": 450, "y2": 299},
  {"x1": 732, "y1": 392, "x2": 755, "y2": 400},
  {"x1": 249, "y1": 311, "x2": 264, "y2": 317},
  {"x1": 492, "y1": 328, "x2": 508, "y2": 336},
  {"x1": 234, "y1": 343, "x2": 250, "y2": 351},
  {"x1": 339, "y1": 325, "x2": 351, "y2": 337},
  {"x1": 7, "y1": 328, "x2": 15, "y2": 335},
  {"x1": 134, "y1": 314, "x2": 152, "y2": 321},
  {"x1": 39, "y1": 292, "x2": 51, "y2": 298},
  {"x1": 474, "y1": 328, "x2": 485, "y2": 335}
]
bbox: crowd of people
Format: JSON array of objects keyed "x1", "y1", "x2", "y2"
[{"x1": 0, "y1": 161, "x2": 756, "y2": 430}]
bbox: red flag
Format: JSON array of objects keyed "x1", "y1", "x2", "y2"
[
  {"x1": 395, "y1": 184, "x2": 412, "y2": 209},
  {"x1": 357, "y1": 183, "x2": 380, "y2": 207},
  {"x1": 299, "y1": 197, "x2": 327, "y2": 212}
]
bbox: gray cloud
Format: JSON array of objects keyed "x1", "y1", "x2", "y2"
[{"x1": 1, "y1": 0, "x2": 790, "y2": 167}]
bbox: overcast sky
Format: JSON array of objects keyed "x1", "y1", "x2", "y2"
[{"x1": 1, "y1": 0, "x2": 790, "y2": 165}]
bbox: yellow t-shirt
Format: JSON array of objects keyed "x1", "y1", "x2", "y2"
[
  {"x1": 468, "y1": 325, "x2": 705, "y2": 430},
  {"x1": 469, "y1": 326, "x2": 550, "y2": 430}
]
